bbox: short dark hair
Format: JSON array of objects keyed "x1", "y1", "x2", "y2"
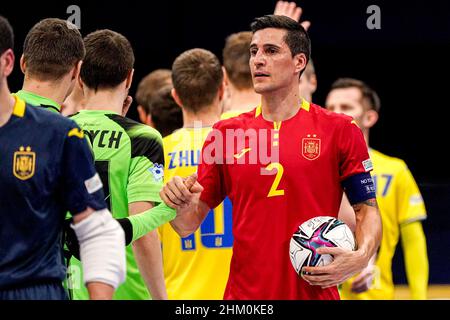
[
  {"x1": 148, "y1": 85, "x2": 182, "y2": 137},
  {"x1": 251, "y1": 15, "x2": 310, "y2": 75},
  {"x1": 23, "y1": 18, "x2": 84, "y2": 81},
  {"x1": 330, "y1": 78, "x2": 381, "y2": 112},
  {"x1": 223, "y1": 31, "x2": 253, "y2": 90},
  {"x1": 136, "y1": 69, "x2": 172, "y2": 113},
  {"x1": 172, "y1": 48, "x2": 223, "y2": 113},
  {"x1": 0, "y1": 16, "x2": 14, "y2": 56},
  {"x1": 81, "y1": 29, "x2": 135, "y2": 91}
]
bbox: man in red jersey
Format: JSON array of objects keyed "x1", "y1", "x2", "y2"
[{"x1": 160, "y1": 15, "x2": 382, "y2": 300}]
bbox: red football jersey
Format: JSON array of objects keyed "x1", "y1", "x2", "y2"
[{"x1": 198, "y1": 100, "x2": 371, "y2": 300}]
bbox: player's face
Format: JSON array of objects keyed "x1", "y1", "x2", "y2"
[
  {"x1": 326, "y1": 87, "x2": 365, "y2": 126},
  {"x1": 249, "y1": 28, "x2": 298, "y2": 94}
]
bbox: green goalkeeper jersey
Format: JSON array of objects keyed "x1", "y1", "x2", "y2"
[{"x1": 69, "y1": 110, "x2": 165, "y2": 300}]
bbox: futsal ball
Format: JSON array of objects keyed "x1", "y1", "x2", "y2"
[{"x1": 289, "y1": 216, "x2": 356, "y2": 274}]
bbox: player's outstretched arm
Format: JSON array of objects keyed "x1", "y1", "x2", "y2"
[
  {"x1": 125, "y1": 203, "x2": 176, "y2": 242},
  {"x1": 64, "y1": 203, "x2": 175, "y2": 261},
  {"x1": 160, "y1": 173, "x2": 210, "y2": 238},
  {"x1": 72, "y1": 207, "x2": 126, "y2": 300},
  {"x1": 302, "y1": 198, "x2": 382, "y2": 288}
]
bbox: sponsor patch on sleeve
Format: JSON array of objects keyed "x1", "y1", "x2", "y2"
[
  {"x1": 149, "y1": 163, "x2": 164, "y2": 182},
  {"x1": 362, "y1": 159, "x2": 373, "y2": 172},
  {"x1": 84, "y1": 173, "x2": 103, "y2": 194}
]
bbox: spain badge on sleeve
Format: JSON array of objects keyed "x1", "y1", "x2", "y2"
[
  {"x1": 13, "y1": 146, "x2": 36, "y2": 180},
  {"x1": 302, "y1": 135, "x2": 321, "y2": 160}
]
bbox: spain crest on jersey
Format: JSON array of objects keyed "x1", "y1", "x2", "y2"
[
  {"x1": 13, "y1": 146, "x2": 35, "y2": 180},
  {"x1": 302, "y1": 135, "x2": 321, "y2": 160}
]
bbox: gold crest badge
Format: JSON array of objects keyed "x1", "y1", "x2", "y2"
[
  {"x1": 302, "y1": 134, "x2": 321, "y2": 160},
  {"x1": 13, "y1": 146, "x2": 36, "y2": 180}
]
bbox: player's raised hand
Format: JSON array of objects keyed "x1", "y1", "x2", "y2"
[
  {"x1": 300, "y1": 246, "x2": 367, "y2": 288},
  {"x1": 273, "y1": 1, "x2": 311, "y2": 31}
]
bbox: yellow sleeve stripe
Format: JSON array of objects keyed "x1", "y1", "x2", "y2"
[
  {"x1": 12, "y1": 95, "x2": 26, "y2": 118},
  {"x1": 400, "y1": 215, "x2": 427, "y2": 226}
]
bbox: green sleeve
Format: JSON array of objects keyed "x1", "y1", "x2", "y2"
[
  {"x1": 127, "y1": 155, "x2": 163, "y2": 204},
  {"x1": 128, "y1": 203, "x2": 176, "y2": 242}
]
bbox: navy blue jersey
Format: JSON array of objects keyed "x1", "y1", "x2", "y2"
[{"x1": 0, "y1": 97, "x2": 106, "y2": 290}]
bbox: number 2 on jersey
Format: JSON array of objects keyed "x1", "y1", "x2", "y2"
[{"x1": 265, "y1": 162, "x2": 285, "y2": 197}]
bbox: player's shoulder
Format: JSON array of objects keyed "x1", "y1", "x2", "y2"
[
  {"x1": 163, "y1": 127, "x2": 184, "y2": 141},
  {"x1": 309, "y1": 102, "x2": 354, "y2": 124},
  {"x1": 25, "y1": 102, "x2": 80, "y2": 133},
  {"x1": 104, "y1": 115, "x2": 164, "y2": 161},
  {"x1": 107, "y1": 114, "x2": 163, "y2": 142},
  {"x1": 370, "y1": 149, "x2": 408, "y2": 172},
  {"x1": 163, "y1": 128, "x2": 184, "y2": 145},
  {"x1": 214, "y1": 107, "x2": 258, "y2": 130}
]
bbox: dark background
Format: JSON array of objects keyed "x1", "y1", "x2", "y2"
[{"x1": 2, "y1": 0, "x2": 449, "y2": 285}]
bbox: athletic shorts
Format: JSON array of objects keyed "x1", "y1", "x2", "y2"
[{"x1": 0, "y1": 281, "x2": 68, "y2": 300}]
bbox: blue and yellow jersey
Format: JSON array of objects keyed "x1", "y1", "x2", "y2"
[
  {"x1": 0, "y1": 97, "x2": 106, "y2": 290},
  {"x1": 159, "y1": 127, "x2": 233, "y2": 300},
  {"x1": 341, "y1": 149, "x2": 427, "y2": 300}
]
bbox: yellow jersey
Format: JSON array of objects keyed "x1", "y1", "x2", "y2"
[
  {"x1": 220, "y1": 109, "x2": 250, "y2": 120},
  {"x1": 341, "y1": 149, "x2": 427, "y2": 300},
  {"x1": 159, "y1": 127, "x2": 233, "y2": 299}
]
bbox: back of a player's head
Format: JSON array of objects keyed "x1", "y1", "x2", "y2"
[
  {"x1": 81, "y1": 29, "x2": 135, "y2": 91},
  {"x1": 136, "y1": 69, "x2": 172, "y2": 114},
  {"x1": 250, "y1": 14, "x2": 311, "y2": 65},
  {"x1": 0, "y1": 16, "x2": 14, "y2": 56},
  {"x1": 23, "y1": 18, "x2": 84, "y2": 81},
  {"x1": 148, "y1": 85, "x2": 182, "y2": 137},
  {"x1": 330, "y1": 78, "x2": 381, "y2": 112},
  {"x1": 172, "y1": 48, "x2": 223, "y2": 113},
  {"x1": 223, "y1": 31, "x2": 253, "y2": 90}
]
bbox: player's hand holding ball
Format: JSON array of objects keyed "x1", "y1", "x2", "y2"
[{"x1": 289, "y1": 216, "x2": 366, "y2": 288}]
